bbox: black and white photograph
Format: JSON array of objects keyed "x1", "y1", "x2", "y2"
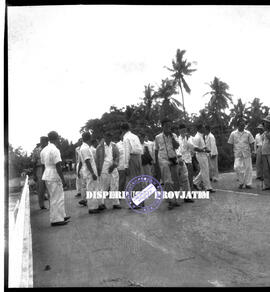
[{"x1": 4, "y1": 3, "x2": 270, "y2": 288}]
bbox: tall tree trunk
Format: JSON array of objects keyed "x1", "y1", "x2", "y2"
[{"x1": 179, "y1": 82, "x2": 186, "y2": 119}]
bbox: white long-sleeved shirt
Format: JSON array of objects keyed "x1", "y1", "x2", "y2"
[
  {"x1": 176, "y1": 135, "x2": 194, "y2": 163},
  {"x1": 123, "y1": 131, "x2": 143, "y2": 169},
  {"x1": 116, "y1": 141, "x2": 125, "y2": 171},
  {"x1": 205, "y1": 132, "x2": 218, "y2": 156}
]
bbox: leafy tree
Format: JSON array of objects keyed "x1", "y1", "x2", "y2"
[
  {"x1": 9, "y1": 144, "x2": 33, "y2": 178},
  {"x1": 245, "y1": 98, "x2": 268, "y2": 136},
  {"x1": 204, "y1": 77, "x2": 233, "y2": 112},
  {"x1": 230, "y1": 98, "x2": 248, "y2": 128},
  {"x1": 155, "y1": 78, "x2": 183, "y2": 121},
  {"x1": 166, "y1": 49, "x2": 197, "y2": 117}
]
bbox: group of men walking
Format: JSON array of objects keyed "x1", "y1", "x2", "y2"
[{"x1": 31, "y1": 114, "x2": 270, "y2": 227}]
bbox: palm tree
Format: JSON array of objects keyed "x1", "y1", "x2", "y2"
[
  {"x1": 165, "y1": 49, "x2": 197, "y2": 117},
  {"x1": 155, "y1": 78, "x2": 182, "y2": 121},
  {"x1": 142, "y1": 84, "x2": 156, "y2": 121},
  {"x1": 230, "y1": 98, "x2": 248, "y2": 128},
  {"x1": 204, "y1": 77, "x2": 233, "y2": 112}
]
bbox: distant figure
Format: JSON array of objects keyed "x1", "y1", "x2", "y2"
[
  {"x1": 75, "y1": 138, "x2": 83, "y2": 198},
  {"x1": 193, "y1": 124, "x2": 215, "y2": 192},
  {"x1": 121, "y1": 122, "x2": 143, "y2": 185},
  {"x1": 139, "y1": 132, "x2": 153, "y2": 176},
  {"x1": 205, "y1": 125, "x2": 219, "y2": 182},
  {"x1": 32, "y1": 136, "x2": 49, "y2": 209},
  {"x1": 178, "y1": 124, "x2": 195, "y2": 192},
  {"x1": 154, "y1": 118, "x2": 181, "y2": 210},
  {"x1": 78, "y1": 132, "x2": 102, "y2": 213},
  {"x1": 228, "y1": 119, "x2": 255, "y2": 189},
  {"x1": 40, "y1": 131, "x2": 70, "y2": 226},
  {"x1": 116, "y1": 133, "x2": 126, "y2": 192},
  {"x1": 96, "y1": 132, "x2": 121, "y2": 209},
  {"x1": 261, "y1": 115, "x2": 270, "y2": 190},
  {"x1": 254, "y1": 124, "x2": 264, "y2": 180}
]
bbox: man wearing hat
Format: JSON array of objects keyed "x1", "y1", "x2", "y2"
[
  {"x1": 254, "y1": 124, "x2": 264, "y2": 180},
  {"x1": 32, "y1": 136, "x2": 49, "y2": 209},
  {"x1": 262, "y1": 115, "x2": 270, "y2": 190}
]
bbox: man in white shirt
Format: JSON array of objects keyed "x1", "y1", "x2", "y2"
[
  {"x1": 228, "y1": 119, "x2": 255, "y2": 189},
  {"x1": 155, "y1": 118, "x2": 180, "y2": 209},
  {"x1": 261, "y1": 115, "x2": 270, "y2": 190},
  {"x1": 172, "y1": 124, "x2": 194, "y2": 203},
  {"x1": 193, "y1": 124, "x2": 215, "y2": 192},
  {"x1": 40, "y1": 131, "x2": 70, "y2": 226},
  {"x1": 75, "y1": 138, "x2": 83, "y2": 198},
  {"x1": 79, "y1": 132, "x2": 101, "y2": 213},
  {"x1": 116, "y1": 134, "x2": 126, "y2": 192},
  {"x1": 205, "y1": 125, "x2": 219, "y2": 182},
  {"x1": 96, "y1": 132, "x2": 121, "y2": 209},
  {"x1": 254, "y1": 124, "x2": 264, "y2": 180},
  {"x1": 178, "y1": 124, "x2": 195, "y2": 192},
  {"x1": 121, "y1": 122, "x2": 143, "y2": 185}
]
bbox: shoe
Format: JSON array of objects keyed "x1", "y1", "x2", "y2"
[
  {"x1": 98, "y1": 204, "x2": 106, "y2": 211},
  {"x1": 184, "y1": 199, "x2": 194, "y2": 203},
  {"x1": 173, "y1": 202, "x2": 181, "y2": 207},
  {"x1": 238, "y1": 184, "x2": 244, "y2": 189},
  {"x1": 256, "y1": 177, "x2": 263, "y2": 180},
  {"x1": 40, "y1": 206, "x2": 47, "y2": 210},
  {"x1": 168, "y1": 203, "x2": 174, "y2": 210},
  {"x1": 245, "y1": 185, "x2": 252, "y2": 189},
  {"x1": 51, "y1": 221, "x2": 69, "y2": 226},
  {"x1": 75, "y1": 193, "x2": 81, "y2": 198},
  {"x1": 64, "y1": 216, "x2": 71, "y2": 221},
  {"x1": 207, "y1": 189, "x2": 216, "y2": 193},
  {"x1": 113, "y1": 205, "x2": 122, "y2": 210},
  {"x1": 88, "y1": 209, "x2": 100, "y2": 214},
  {"x1": 79, "y1": 199, "x2": 87, "y2": 206}
]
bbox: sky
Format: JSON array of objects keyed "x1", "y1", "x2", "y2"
[{"x1": 8, "y1": 5, "x2": 270, "y2": 154}]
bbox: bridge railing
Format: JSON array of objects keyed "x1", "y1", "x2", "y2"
[{"x1": 9, "y1": 175, "x2": 33, "y2": 287}]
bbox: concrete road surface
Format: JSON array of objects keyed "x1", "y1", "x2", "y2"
[{"x1": 30, "y1": 172, "x2": 270, "y2": 287}]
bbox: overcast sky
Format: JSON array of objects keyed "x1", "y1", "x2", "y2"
[{"x1": 8, "y1": 5, "x2": 270, "y2": 154}]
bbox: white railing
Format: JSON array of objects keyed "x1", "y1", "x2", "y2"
[{"x1": 9, "y1": 175, "x2": 33, "y2": 287}]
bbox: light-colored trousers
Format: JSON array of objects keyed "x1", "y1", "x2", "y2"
[
  {"x1": 208, "y1": 155, "x2": 219, "y2": 181},
  {"x1": 45, "y1": 181, "x2": 66, "y2": 223},
  {"x1": 76, "y1": 163, "x2": 83, "y2": 193},
  {"x1": 85, "y1": 176, "x2": 102, "y2": 210},
  {"x1": 256, "y1": 146, "x2": 263, "y2": 179},
  {"x1": 262, "y1": 154, "x2": 270, "y2": 188},
  {"x1": 159, "y1": 161, "x2": 180, "y2": 204},
  {"x1": 99, "y1": 169, "x2": 120, "y2": 206},
  {"x1": 194, "y1": 153, "x2": 212, "y2": 190},
  {"x1": 234, "y1": 156, "x2": 253, "y2": 186}
]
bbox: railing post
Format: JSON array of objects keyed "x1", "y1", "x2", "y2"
[{"x1": 9, "y1": 176, "x2": 33, "y2": 287}]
